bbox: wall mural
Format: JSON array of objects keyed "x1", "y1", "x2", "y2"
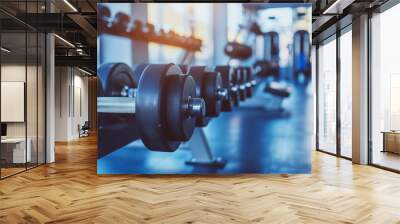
[{"x1": 97, "y1": 3, "x2": 313, "y2": 174}]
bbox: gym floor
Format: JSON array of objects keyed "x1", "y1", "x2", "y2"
[{"x1": 98, "y1": 82, "x2": 313, "y2": 174}]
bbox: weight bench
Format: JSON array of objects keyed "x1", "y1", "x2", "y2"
[{"x1": 263, "y1": 81, "x2": 291, "y2": 110}]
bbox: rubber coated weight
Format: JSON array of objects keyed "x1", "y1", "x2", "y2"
[
  {"x1": 97, "y1": 63, "x2": 139, "y2": 158},
  {"x1": 188, "y1": 66, "x2": 206, "y2": 97},
  {"x1": 231, "y1": 68, "x2": 242, "y2": 104},
  {"x1": 231, "y1": 88, "x2": 240, "y2": 106},
  {"x1": 98, "y1": 5, "x2": 111, "y2": 30},
  {"x1": 243, "y1": 67, "x2": 253, "y2": 97},
  {"x1": 136, "y1": 64, "x2": 182, "y2": 152},
  {"x1": 133, "y1": 63, "x2": 148, "y2": 83},
  {"x1": 236, "y1": 68, "x2": 247, "y2": 101},
  {"x1": 97, "y1": 63, "x2": 137, "y2": 97},
  {"x1": 165, "y1": 75, "x2": 197, "y2": 141},
  {"x1": 214, "y1": 66, "x2": 234, "y2": 111},
  {"x1": 112, "y1": 12, "x2": 130, "y2": 33},
  {"x1": 98, "y1": 5, "x2": 111, "y2": 19},
  {"x1": 133, "y1": 20, "x2": 143, "y2": 33},
  {"x1": 187, "y1": 67, "x2": 224, "y2": 122},
  {"x1": 203, "y1": 72, "x2": 222, "y2": 117},
  {"x1": 187, "y1": 66, "x2": 210, "y2": 127},
  {"x1": 224, "y1": 42, "x2": 252, "y2": 60}
]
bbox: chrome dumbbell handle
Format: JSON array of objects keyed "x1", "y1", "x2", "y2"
[
  {"x1": 187, "y1": 97, "x2": 206, "y2": 117},
  {"x1": 98, "y1": 96, "x2": 206, "y2": 118},
  {"x1": 216, "y1": 88, "x2": 228, "y2": 100},
  {"x1": 120, "y1": 86, "x2": 137, "y2": 98},
  {"x1": 97, "y1": 97, "x2": 136, "y2": 114},
  {"x1": 231, "y1": 85, "x2": 239, "y2": 92},
  {"x1": 245, "y1": 82, "x2": 252, "y2": 88}
]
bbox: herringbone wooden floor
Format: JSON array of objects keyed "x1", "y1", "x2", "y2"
[{"x1": 1, "y1": 135, "x2": 400, "y2": 224}]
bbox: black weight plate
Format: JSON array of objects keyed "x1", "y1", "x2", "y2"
[
  {"x1": 232, "y1": 68, "x2": 239, "y2": 85},
  {"x1": 236, "y1": 68, "x2": 246, "y2": 101},
  {"x1": 133, "y1": 63, "x2": 148, "y2": 84},
  {"x1": 98, "y1": 5, "x2": 111, "y2": 30},
  {"x1": 231, "y1": 89, "x2": 240, "y2": 106},
  {"x1": 203, "y1": 72, "x2": 222, "y2": 117},
  {"x1": 112, "y1": 12, "x2": 130, "y2": 33},
  {"x1": 136, "y1": 64, "x2": 182, "y2": 152},
  {"x1": 165, "y1": 75, "x2": 197, "y2": 141},
  {"x1": 97, "y1": 62, "x2": 137, "y2": 97},
  {"x1": 214, "y1": 65, "x2": 232, "y2": 88},
  {"x1": 222, "y1": 100, "x2": 234, "y2": 111},
  {"x1": 195, "y1": 117, "x2": 210, "y2": 127},
  {"x1": 187, "y1": 66, "x2": 212, "y2": 126},
  {"x1": 97, "y1": 64, "x2": 111, "y2": 95},
  {"x1": 243, "y1": 67, "x2": 253, "y2": 97},
  {"x1": 214, "y1": 66, "x2": 234, "y2": 112},
  {"x1": 239, "y1": 67, "x2": 248, "y2": 84},
  {"x1": 224, "y1": 42, "x2": 252, "y2": 60},
  {"x1": 188, "y1": 66, "x2": 207, "y2": 98},
  {"x1": 98, "y1": 5, "x2": 111, "y2": 18},
  {"x1": 246, "y1": 84, "x2": 253, "y2": 98},
  {"x1": 97, "y1": 63, "x2": 139, "y2": 158},
  {"x1": 244, "y1": 67, "x2": 253, "y2": 82},
  {"x1": 103, "y1": 64, "x2": 136, "y2": 96}
]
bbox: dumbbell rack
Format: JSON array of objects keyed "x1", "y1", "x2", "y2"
[{"x1": 98, "y1": 10, "x2": 202, "y2": 52}]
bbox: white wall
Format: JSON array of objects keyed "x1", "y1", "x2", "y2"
[
  {"x1": 1, "y1": 65, "x2": 42, "y2": 137},
  {"x1": 1, "y1": 64, "x2": 46, "y2": 164},
  {"x1": 54, "y1": 67, "x2": 89, "y2": 141}
]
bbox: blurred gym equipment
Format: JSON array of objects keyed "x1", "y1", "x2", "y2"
[
  {"x1": 97, "y1": 4, "x2": 311, "y2": 169},
  {"x1": 215, "y1": 65, "x2": 242, "y2": 108},
  {"x1": 188, "y1": 66, "x2": 228, "y2": 127},
  {"x1": 293, "y1": 30, "x2": 311, "y2": 83},
  {"x1": 98, "y1": 63, "x2": 205, "y2": 153},
  {"x1": 224, "y1": 42, "x2": 253, "y2": 61},
  {"x1": 97, "y1": 62, "x2": 238, "y2": 167},
  {"x1": 97, "y1": 6, "x2": 202, "y2": 62},
  {"x1": 253, "y1": 31, "x2": 280, "y2": 79}
]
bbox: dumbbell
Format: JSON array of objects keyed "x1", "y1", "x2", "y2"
[
  {"x1": 166, "y1": 30, "x2": 182, "y2": 42},
  {"x1": 97, "y1": 63, "x2": 139, "y2": 157},
  {"x1": 232, "y1": 68, "x2": 247, "y2": 102},
  {"x1": 133, "y1": 63, "x2": 149, "y2": 82},
  {"x1": 98, "y1": 63, "x2": 206, "y2": 152},
  {"x1": 142, "y1": 22, "x2": 155, "y2": 35},
  {"x1": 239, "y1": 68, "x2": 248, "y2": 101},
  {"x1": 132, "y1": 20, "x2": 143, "y2": 34},
  {"x1": 110, "y1": 12, "x2": 131, "y2": 34},
  {"x1": 224, "y1": 42, "x2": 252, "y2": 60},
  {"x1": 245, "y1": 67, "x2": 257, "y2": 92},
  {"x1": 98, "y1": 5, "x2": 111, "y2": 30},
  {"x1": 187, "y1": 66, "x2": 228, "y2": 127},
  {"x1": 214, "y1": 65, "x2": 237, "y2": 111},
  {"x1": 240, "y1": 67, "x2": 256, "y2": 98}
]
